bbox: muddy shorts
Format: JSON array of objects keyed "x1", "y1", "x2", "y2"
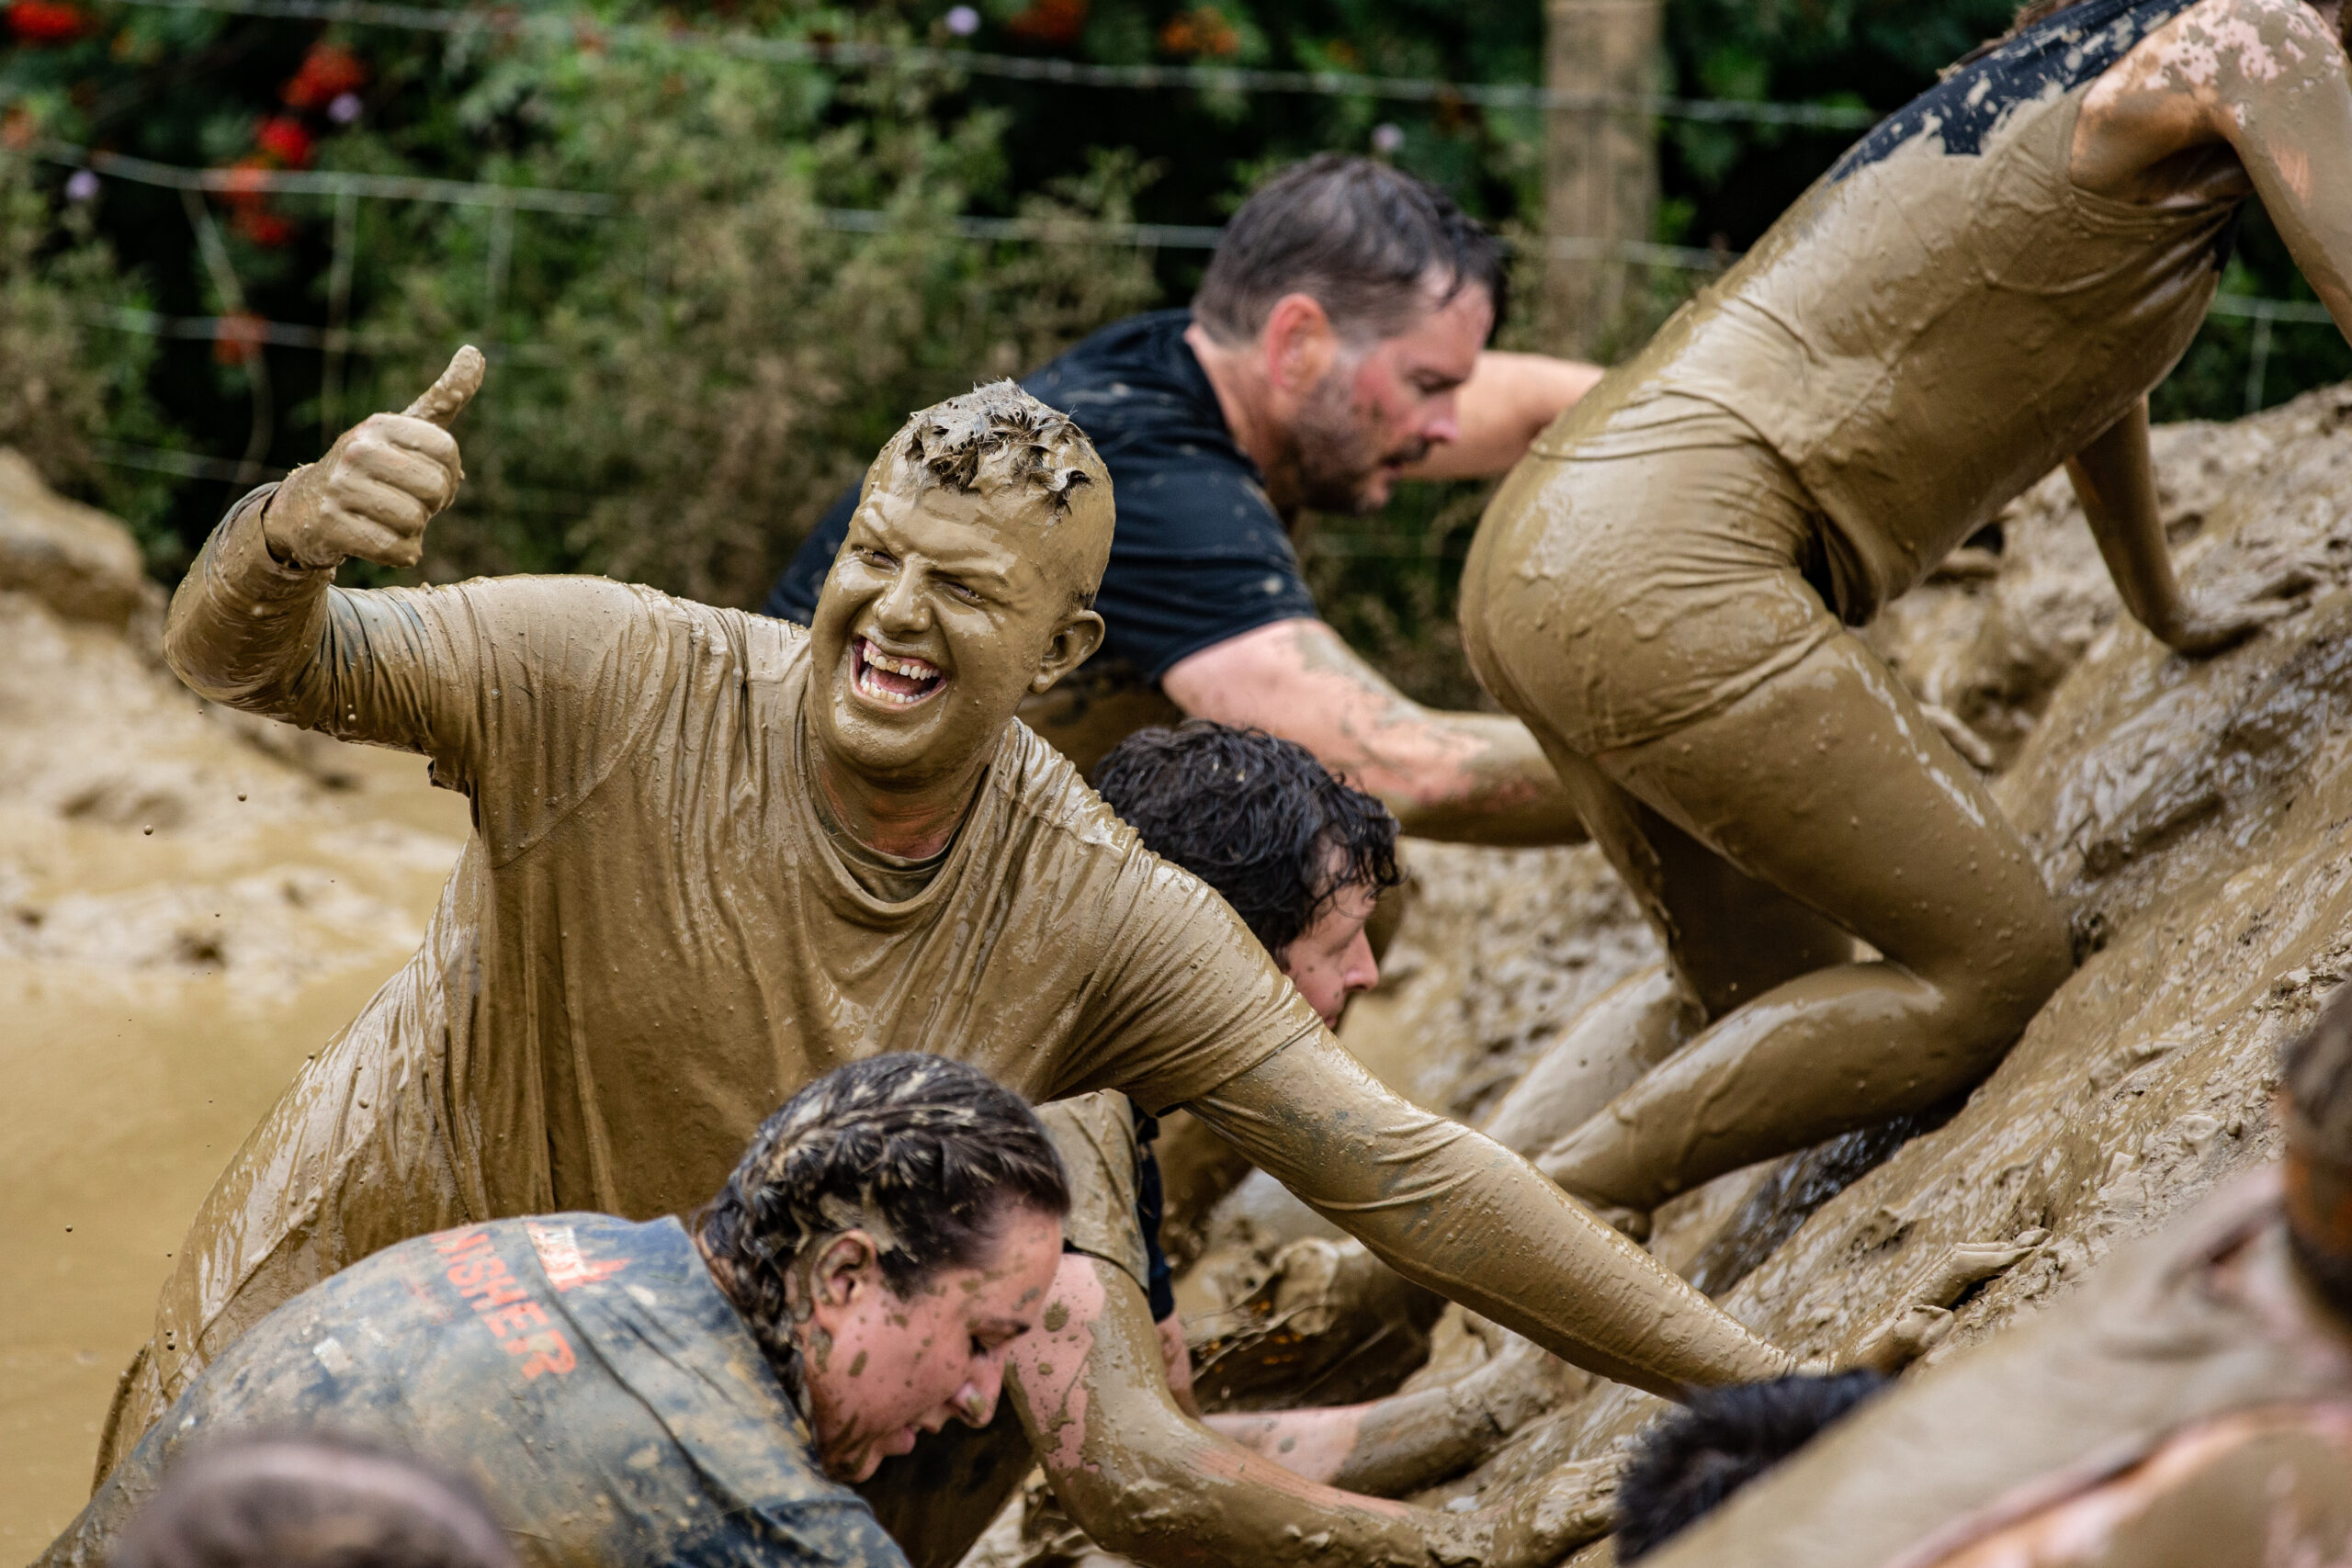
[
  {"x1": 855, "y1": 1092, "x2": 1155, "y2": 1568},
  {"x1": 1462, "y1": 393, "x2": 1846, "y2": 757}
]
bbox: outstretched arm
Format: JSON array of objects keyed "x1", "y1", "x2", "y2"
[
  {"x1": 1184, "y1": 1032, "x2": 1796, "y2": 1400},
  {"x1": 1160, "y1": 619, "x2": 1588, "y2": 846},
  {"x1": 1006, "y1": 1251, "x2": 1613, "y2": 1568},
  {"x1": 2215, "y1": 0, "x2": 2352, "y2": 337},
  {"x1": 2067, "y1": 398, "x2": 2306, "y2": 656},
  {"x1": 1399, "y1": 351, "x2": 1605, "y2": 480}
]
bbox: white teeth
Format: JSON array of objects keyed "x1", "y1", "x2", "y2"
[{"x1": 855, "y1": 637, "x2": 943, "y2": 706}]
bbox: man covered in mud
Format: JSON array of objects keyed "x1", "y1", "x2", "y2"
[
  {"x1": 111, "y1": 359, "x2": 1799, "y2": 1515},
  {"x1": 1459, "y1": 0, "x2": 2352, "y2": 1232},
  {"x1": 1628, "y1": 982, "x2": 2352, "y2": 1568},
  {"x1": 770, "y1": 154, "x2": 1600, "y2": 844},
  {"x1": 50, "y1": 1055, "x2": 1074, "y2": 1568}
]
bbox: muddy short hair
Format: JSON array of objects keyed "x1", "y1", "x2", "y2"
[
  {"x1": 1091, "y1": 720, "x2": 1402, "y2": 964},
  {"x1": 1614, "y1": 1371, "x2": 1890, "y2": 1560},
  {"x1": 696, "y1": 1055, "x2": 1070, "y2": 1386},
  {"x1": 1191, "y1": 154, "x2": 1507, "y2": 349},
  {"x1": 2284, "y1": 986, "x2": 2352, "y2": 1309},
  {"x1": 111, "y1": 1436, "x2": 514, "y2": 1568},
  {"x1": 881, "y1": 380, "x2": 1103, "y2": 521}
]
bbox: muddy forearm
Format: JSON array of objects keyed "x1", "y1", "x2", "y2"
[
  {"x1": 164, "y1": 484, "x2": 339, "y2": 715},
  {"x1": 1208, "y1": 1380, "x2": 1505, "y2": 1495},
  {"x1": 1187, "y1": 1034, "x2": 1794, "y2": 1400},
  {"x1": 1159, "y1": 619, "x2": 1588, "y2": 848},
  {"x1": 1014, "y1": 1257, "x2": 1484, "y2": 1568},
  {"x1": 2067, "y1": 399, "x2": 2191, "y2": 637}
]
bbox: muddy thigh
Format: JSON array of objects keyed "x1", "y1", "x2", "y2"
[{"x1": 1533, "y1": 631, "x2": 2072, "y2": 1212}]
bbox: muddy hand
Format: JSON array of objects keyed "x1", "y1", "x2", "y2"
[
  {"x1": 2160, "y1": 556, "x2": 2323, "y2": 658},
  {"x1": 262, "y1": 345, "x2": 485, "y2": 570},
  {"x1": 1848, "y1": 1230, "x2": 2046, "y2": 1373},
  {"x1": 1471, "y1": 1456, "x2": 1621, "y2": 1568}
]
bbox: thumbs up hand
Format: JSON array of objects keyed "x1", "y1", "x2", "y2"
[{"x1": 263, "y1": 346, "x2": 485, "y2": 570}]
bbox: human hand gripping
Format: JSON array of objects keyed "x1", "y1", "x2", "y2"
[{"x1": 262, "y1": 346, "x2": 485, "y2": 570}]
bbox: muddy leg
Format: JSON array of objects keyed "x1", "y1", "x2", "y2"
[{"x1": 1538, "y1": 635, "x2": 2072, "y2": 1212}]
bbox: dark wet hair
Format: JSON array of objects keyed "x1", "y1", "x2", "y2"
[
  {"x1": 1092, "y1": 720, "x2": 1402, "y2": 964},
  {"x1": 2284, "y1": 985, "x2": 2352, "y2": 1310},
  {"x1": 112, "y1": 1436, "x2": 514, "y2": 1568},
  {"x1": 1615, "y1": 1371, "x2": 1890, "y2": 1560},
  {"x1": 695, "y1": 1054, "x2": 1070, "y2": 1387},
  {"x1": 1192, "y1": 154, "x2": 1508, "y2": 348}
]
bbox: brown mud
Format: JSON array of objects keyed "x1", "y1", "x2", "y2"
[{"x1": 0, "y1": 456, "x2": 467, "y2": 1552}]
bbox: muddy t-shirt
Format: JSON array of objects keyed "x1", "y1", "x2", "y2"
[
  {"x1": 174, "y1": 496, "x2": 1322, "y2": 1222},
  {"x1": 44, "y1": 1215, "x2": 903, "y2": 1568},
  {"x1": 765, "y1": 310, "x2": 1320, "y2": 684}
]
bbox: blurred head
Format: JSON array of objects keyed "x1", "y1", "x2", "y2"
[
  {"x1": 810, "y1": 382, "x2": 1113, "y2": 793},
  {"x1": 111, "y1": 1436, "x2": 513, "y2": 1568},
  {"x1": 1192, "y1": 155, "x2": 1506, "y2": 513},
  {"x1": 2284, "y1": 986, "x2": 2352, "y2": 1315},
  {"x1": 1615, "y1": 1371, "x2": 1890, "y2": 1560},
  {"x1": 1092, "y1": 720, "x2": 1403, "y2": 1028},
  {"x1": 695, "y1": 1054, "x2": 1071, "y2": 1482}
]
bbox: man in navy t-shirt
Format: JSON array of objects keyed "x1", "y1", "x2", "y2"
[{"x1": 768, "y1": 154, "x2": 1600, "y2": 845}]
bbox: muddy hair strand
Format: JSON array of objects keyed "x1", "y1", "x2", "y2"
[{"x1": 695, "y1": 1054, "x2": 1070, "y2": 1392}]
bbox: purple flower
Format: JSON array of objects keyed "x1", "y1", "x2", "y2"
[
  {"x1": 945, "y1": 6, "x2": 979, "y2": 35},
  {"x1": 328, "y1": 91, "x2": 363, "y2": 124},
  {"x1": 64, "y1": 168, "x2": 98, "y2": 201}
]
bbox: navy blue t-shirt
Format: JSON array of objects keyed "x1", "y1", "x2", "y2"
[{"x1": 764, "y1": 309, "x2": 1320, "y2": 684}]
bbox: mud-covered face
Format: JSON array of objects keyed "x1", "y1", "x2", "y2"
[
  {"x1": 808, "y1": 478, "x2": 1105, "y2": 788},
  {"x1": 1280, "y1": 871, "x2": 1382, "y2": 1029},
  {"x1": 799, "y1": 1209, "x2": 1062, "y2": 1483},
  {"x1": 1292, "y1": 283, "x2": 1490, "y2": 514}
]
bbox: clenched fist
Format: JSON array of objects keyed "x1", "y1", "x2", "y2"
[{"x1": 263, "y1": 346, "x2": 485, "y2": 570}]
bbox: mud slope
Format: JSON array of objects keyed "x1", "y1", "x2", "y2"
[
  {"x1": 0, "y1": 457, "x2": 467, "y2": 1552},
  {"x1": 1384, "y1": 383, "x2": 2352, "y2": 1551}
]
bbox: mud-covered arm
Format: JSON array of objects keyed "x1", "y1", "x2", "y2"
[
  {"x1": 1185, "y1": 1032, "x2": 1796, "y2": 1400},
  {"x1": 1399, "y1": 351, "x2": 1605, "y2": 480},
  {"x1": 1006, "y1": 1252, "x2": 1611, "y2": 1568},
  {"x1": 1160, "y1": 618, "x2": 1588, "y2": 846},
  {"x1": 2216, "y1": 0, "x2": 2352, "y2": 338},
  {"x1": 2068, "y1": 398, "x2": 2305, "y2": 656}
]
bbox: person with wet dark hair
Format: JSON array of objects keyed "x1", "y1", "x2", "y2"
[
  {"x1": 1628, "y1": 981, "x2": 2352, "y2": 1568},
  {"x1": 771, "y1": 154, "x2": 1604, "y2": 846},
  {"x1": 109, "y1": 1438, "x2": 514, "y2": 1568},
  {"x1": 1094, "y1": 719, "x2": 1405, "y2": 1026},
  {"x1": 43, "y1": 1055, "x2": 1070, "y2": 1568},
  {"x1": 1611, "y1": 1372, "x2": 1889, "y2": 1560}
]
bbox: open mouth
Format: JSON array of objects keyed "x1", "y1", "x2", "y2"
[{"x1": 852, "y1": 636, "x2": 945, "y2": 709}]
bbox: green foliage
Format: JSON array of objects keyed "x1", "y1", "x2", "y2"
[{"x1": 0, "y1": 150, "x2": 169, "y2": 539}]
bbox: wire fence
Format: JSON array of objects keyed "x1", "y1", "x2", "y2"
[{"x1": 117, "y1": 0, "x2": 1882, "y2": 128}]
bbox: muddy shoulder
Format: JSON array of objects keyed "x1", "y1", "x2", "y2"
[{"x1": 1188, "y1": 383, "x2": 2352, "y2": 1541}]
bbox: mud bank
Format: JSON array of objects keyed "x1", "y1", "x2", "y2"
[{"x1": 0, "y1": 457, "x2": 466, "y2": 1552}]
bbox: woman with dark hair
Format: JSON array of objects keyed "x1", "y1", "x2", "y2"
[
  {"x1": 42, "y1": 1055, "x2": 1070, "y2": 1568},
  {"x1": 1463, "y1": 0, "x2": 2352, "y2": 1232}
]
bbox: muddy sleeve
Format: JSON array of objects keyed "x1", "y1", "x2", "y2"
[
  {"x1": 164, "y1": 485, "x2": 678, "y2": 849},
  {"x1": 1185, "y1": 1032, "x2": 1795, "y2": 1400},
  {"x1": 1059, "y1": 859, "x2": 1325, "y2": 1115}
]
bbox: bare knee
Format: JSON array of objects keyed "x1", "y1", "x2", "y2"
[{"x1": 1924, "y1": 896, "x2": 2072, "y2": 1065}]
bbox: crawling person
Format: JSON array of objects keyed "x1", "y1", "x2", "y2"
[
  {"x1": 48, "y1": 1055, "x2": 1072, "y2": 1568},
  {"x1": 1626, "y1": 982, "x2": 2352, "y2": 1568},
  {"x1": 110, "y1": 362, "x2": 1802, "y2": 1551},
  {"x1": 1459, "y1": 0, "x2": 2352, "y2": 1232}
]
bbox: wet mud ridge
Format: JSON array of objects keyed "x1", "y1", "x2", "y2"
[{"x1": 993, "y1": 383, "x2": 2352, "y2": 1568}]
